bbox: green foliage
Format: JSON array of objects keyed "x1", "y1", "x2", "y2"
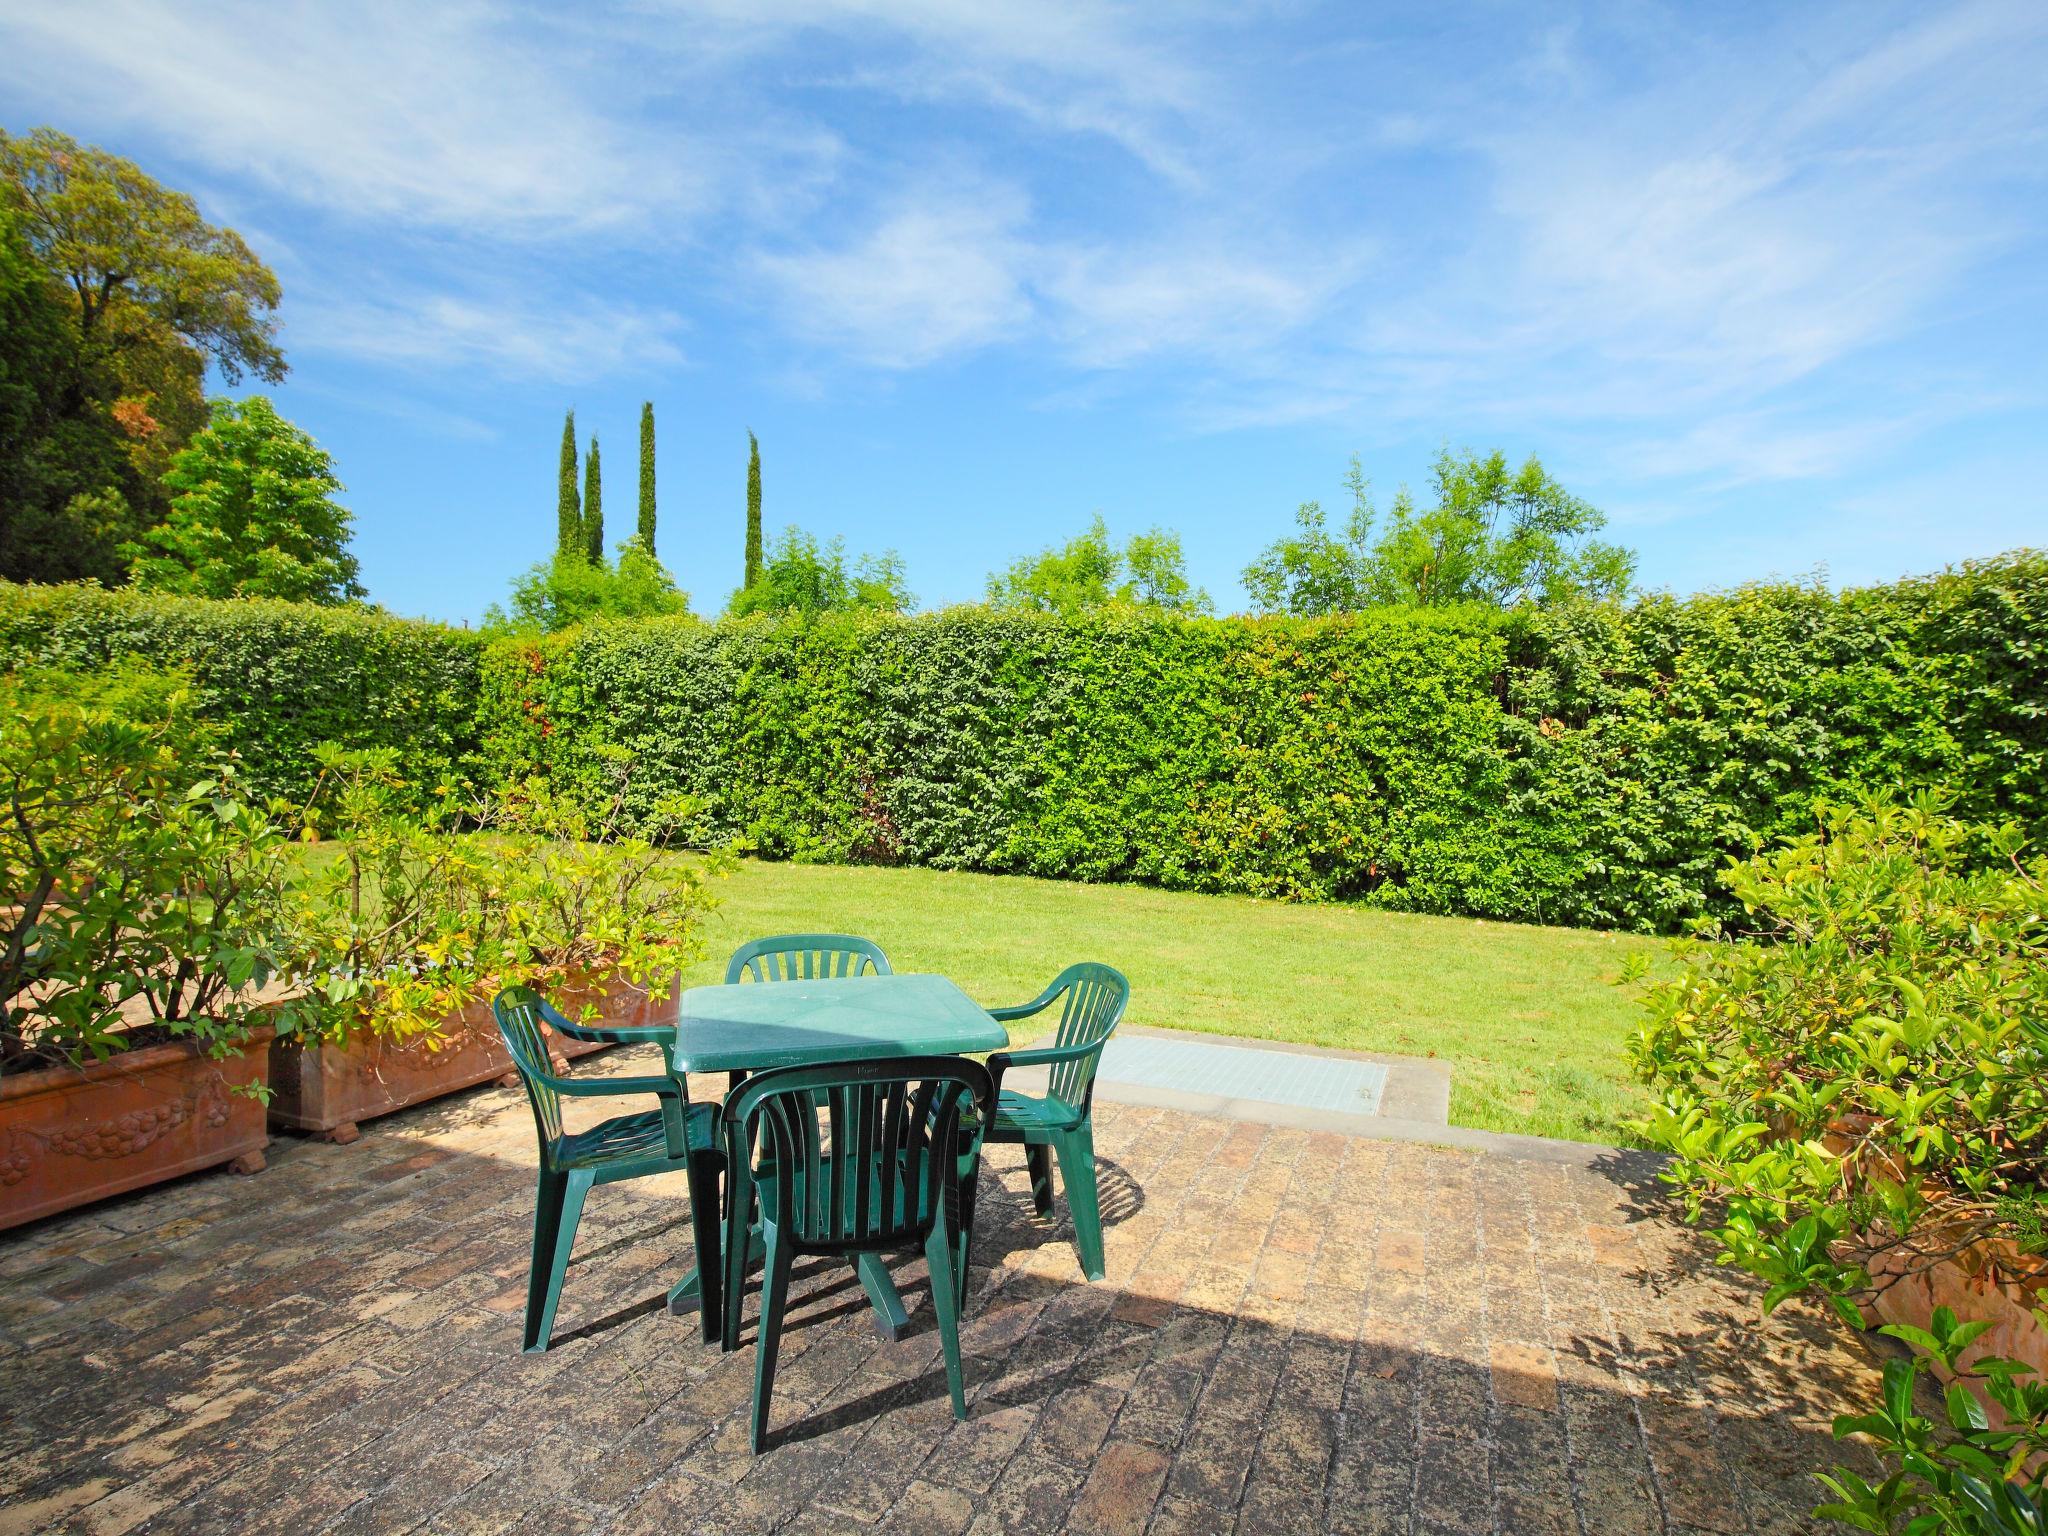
[
  {"x1": 5, "y1": 552, "x2": 2044, "y2": 935},
  {"x1": 1629, "y1": 795, "x2": 2048, "y2": 1533},
  {"x1": 0, "y1": 660, "x2": 290, "y2": 1077},
  {"x1": 1243, "y1": 449, "x2": 1636, "y2": 613},
  {"x1": 557, "y1": 409, "x2": 579, "y2": 559},
  {"x1": 987, "y1": 514, "x2": 1212, "y2": 615},
  {"x1": 0, "y1": 126, "x2": 284, "y2": 384},
  {"x1": 1816, "y1": 1305, "x2": 2048, "y2": 1535},
  {"x1": 489, "y1": 540, "x2": 691, "y2": 634},
  {"x1": 124, "y1": 396, "x2": 364, "y2": 603},
  {"x1": 1, "y1": 125, "x2": 285, "y2": 544},
  {"x1": 728, "y1": 526, "x2": 913, "y2": 619},
  {"x1": 0, "y1": 204, "x2": 148, "y2": 583},
  {"x1": 638, "y1": 401, "x2": 656, "y2": 552},
  {"x1": 0, "y1": 581, "x2": 483, "y2": 810},
  {"x1": 278, "y1": 747, "x2": 725, "y2": 1044},
  {"x1": 582, "y1": 433, "x2": 603, "y2": 563},
  {"x1": 745, "y1": 430, "x2": 762, "y2": 589}
]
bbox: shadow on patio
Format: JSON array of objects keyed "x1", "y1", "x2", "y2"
[{"x1": 0, "y1": 1061, "x2": 1891, "y2": 1536}]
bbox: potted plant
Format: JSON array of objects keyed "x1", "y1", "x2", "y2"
[
  {"x1": 1630, "y1": 790, "x2": 2047, "y2": 1531},
  {"x1": 2, "y1": 664, "x2": 287, "y2": 1232},
  {"x1": 266, "y1": 751, "x2": 721, "y2": 1143}
]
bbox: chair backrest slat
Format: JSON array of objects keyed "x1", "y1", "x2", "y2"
[
  {"x1": 492, "y1": 986, "x2": 566, "y2": 1157},
  {"x1": 726, "y1": 933, "x2": 891, "y2": 985},
  {"x1": 725, "y1": 1057, "x2": 991, "y2": 1254},
  {"x1": 1037, "y1": 963, "x2": 1130, "y2": 1109}
]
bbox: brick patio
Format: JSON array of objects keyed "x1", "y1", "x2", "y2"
[{"x1": 0, "y1": 1057, "x2": 1888, "y2": 1535}]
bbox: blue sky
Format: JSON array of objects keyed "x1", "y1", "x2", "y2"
[{"x1": 3, "y1": 1, "x2": 2044, "y2": 623}]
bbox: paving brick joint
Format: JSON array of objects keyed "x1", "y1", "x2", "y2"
[{"x1": 0, "y1": 1055, "x2": 1894, "y2": 1535}]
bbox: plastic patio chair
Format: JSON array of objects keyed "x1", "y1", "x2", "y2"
[
  {"x1": 979, "y1": 963, "x2": 1130, "y2": 1282},
  {"x1": 492, "y1": 986, "x2": 725, "y2": 1352},
  {"x1": 723, "y1": 933, "x2": 893, "y2": 984},
  {"x1": 721, "y1": 934, "x2": 894, "y2": 1094},
  {"x1": 719, "y1": 1055, "x2": 993, "y2": 1452}
]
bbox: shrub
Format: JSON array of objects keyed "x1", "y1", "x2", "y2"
[
  {"x1": 277, "y1": 747, "x2": 725, "y2": 1045},
  {"x1": 1630, "y1": 792, "x2": 2048, "y2": 1532},
  {"x1": 6, "y1": 550, "x2": 2045, "y2": 934},
  {"x1": 1, "y1": 661, "x2": 290, "y2": 1077},
  {"x1": 0, "y1": 580, "x2": 484, "y2": 808}
]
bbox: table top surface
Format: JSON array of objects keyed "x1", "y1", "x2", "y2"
[{"x1": 664, "y1": 973, "x2": 1008, "y2": 1075}]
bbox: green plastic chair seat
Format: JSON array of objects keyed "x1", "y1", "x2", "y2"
[
  {"x1": 722, "y1": 1057, "x2": 992, "y2": 1452},
  {"x1": 976, "y1": 963, "x2": 1130, "y2": 1283},
  {"x1": 993, "y1": 1088, "x2": 1082, "y2": 1134},
  {"x1": 493, "y1": 985, "x2": 726, "y2": 1354},
  {"x1": 556, "y1": 1101, "x2": 719, "y2": 1171}
]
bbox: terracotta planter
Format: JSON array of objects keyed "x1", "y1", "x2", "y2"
[
  {"x1": 266, "y1": 974, "x2": 661, "y2": 1143},
  {"x1": 0, "y1": 1026, "x2": 273, "y2": 1233},
  {"x1": 1869, "y1": 1237, "x2": 2047, "y2": 1431}
]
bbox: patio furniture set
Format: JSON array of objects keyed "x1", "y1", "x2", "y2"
[{"x1": 490, "y1": 933, "x2": 1130, "y2": 1452}]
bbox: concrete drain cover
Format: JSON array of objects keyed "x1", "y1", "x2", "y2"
[{"x1": 1095, "y1": 1035, "x2": 1388, "y2": 1115}]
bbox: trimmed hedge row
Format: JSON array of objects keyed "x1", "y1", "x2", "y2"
[
  {"x1": 0, "y1": 583, "x2": 484, "y2": 807},
  {"x1": 5, "y1": 551, "x2": 2043, "y2": 931}
]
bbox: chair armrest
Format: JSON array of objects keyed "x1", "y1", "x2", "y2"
[
  {"x1": 990, "y1": 1037, "x2": 1102, "y2": 1072},
  {"x1": 985, "y1": 981, "x2": 1063, "y2": 1024},
  {"x1": 549, "y1": 1016, "x2": 676, "y2": 1046},
  {"x1": 547, "y1": 1071, "x2": 684, "y2": 1101}
]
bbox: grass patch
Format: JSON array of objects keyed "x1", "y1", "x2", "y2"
[{"x1": 679, "y1": 860, "x2": 1665, "y2": 1144}]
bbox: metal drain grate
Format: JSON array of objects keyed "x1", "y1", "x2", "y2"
[{"x1": 1095, "y1": 1035, "x2": 1388, "y2": 1115}]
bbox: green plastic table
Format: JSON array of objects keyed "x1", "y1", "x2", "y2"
[{"x1": 662, "y1": 973, "x2": 1007, "y2": 1340}]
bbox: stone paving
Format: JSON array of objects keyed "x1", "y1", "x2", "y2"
[{"x1": 0, "y1": 1055, "x2": 1891, "y2": 1535}]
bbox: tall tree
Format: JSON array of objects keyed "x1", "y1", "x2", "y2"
[
  {"x1": 1241, "y1": 449, "x2": 1636, "y2": 613},
  {"x1": 0, "y1": 126, "x2": 286, "y2": 550},
  {"x1": 728, "y1": 526, "x2": 912, "y2": 618},
  {"x1": 0, "y1": 206, "x2": 138, "y2": 583},
  {"x1": 637, "y1": 401, "x2": 656, "y2": 553},
  {"x1": 0, "y1": 127, "x2": 284, "y2": 382},
  {"x1": 744, "y1": 430, "x2": 762, "y2": 590},
  {"x1": 582, "y1": 434, "x2": 603, "y2": 562},
  {"x1": 986, "y1": 515, "x2": 1211, "y2": 616},
  {"x1": 556, "y1": 410, "x2": 579, "y2": 558},
  {"x1": 122, "y1": 396, "x2": 363, "y2": 603}
]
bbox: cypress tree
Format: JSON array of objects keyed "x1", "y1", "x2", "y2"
[
  {"x1": 744, "y1": 430, "x2": 762, "y2": 589},
  {"x1": 583, "y1": 435, "x2": 603, "y2": 563},
  {"x1": 637, "y1": 402, "x2": 656, "y2": 552},
  {"x1": 556, "y1": 410, "x2": 580, "y2": 558}
]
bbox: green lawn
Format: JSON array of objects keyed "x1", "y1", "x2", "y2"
[{"x1": 678, "y1": 859, "x2": 1665, "y2": 1144}]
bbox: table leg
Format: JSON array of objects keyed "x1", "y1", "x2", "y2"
[
  {"x1": 668, "y1": 1231, "x2": 765, "y2": 1318},
  {"x1": 854, "y1": 1252, "x2": 910, "y2": 1342}
]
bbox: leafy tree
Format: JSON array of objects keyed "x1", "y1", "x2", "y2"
[
  {"x1": 728, "y1": 525, "x2": 912, "y2": 619},
  {"x1": 123, "y1": 396, "x2": 364, "y2": 603},
  {"x1": 0, "y1": 206, "x2": 140, "y2": 582},
  {"x1": 638, "y1": 402, "x2": 656, "y2": 553},
  {"x1": 744, "y1": 430, "x2": 763, "y2": 589},
  {"x1": 986, "y1": 515, "x2": 1212, "y2": 616},
  {"x1": 0, "y1": 127, "x2": 284, "y2": 380},
  {"x1": 488, "y1": 538, "x2": 690, "y2": 633},
  {"x1": 556, "y1": 410, "x2": 579, "y2": 558},
  {"x1": 1243, "y1": 449, "x2": 1635, "y2": 613},
  {"x1": 0, "y1": 127, "x2": 283, "y2": 535},
  {"x1": 583, "y1": 434, "x2": 603, "y2": 563}
]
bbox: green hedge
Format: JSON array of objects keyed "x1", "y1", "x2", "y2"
[
  {"x1": 0, "y1": 583, "x2": 484, "y2": 807},
  {"x1": 6, "y1": 552, "x2": 2043, "y2": 931}
]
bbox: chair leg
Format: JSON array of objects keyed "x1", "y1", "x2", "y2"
[
  {"x1": 722, "y1": 1176, "x2": 751, "y2": 1355},
  {"x1": 1052, "y1": 1125, "x2": 1105, "y2": 1281},
  {"x1": 1024, "y1": 1142, "x2": 1054, "y2": 1216},
  {"x1": 524, "y1": 1167, "x2": 592, "y2": 1353},
  {"x1": 750, "y1": 1220, "x2": 793, "y2": 1453},
  {"x1": 685, "y1": 1150, "x2": 725, "y2": 1346},
  {"x1": 924, "y1": 1222, "x2": 968, "y2": 1420}
]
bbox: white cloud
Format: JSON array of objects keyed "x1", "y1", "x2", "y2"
[
  {"x1": 0, "y1": 0, "x2": 702, "y2": 234},
  {"x1": 292, "y1": 284, "x2": 686, "y2": 382},
  {"x1": 751, "y1": 184, "x2": 1035, "y2": 368}
]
